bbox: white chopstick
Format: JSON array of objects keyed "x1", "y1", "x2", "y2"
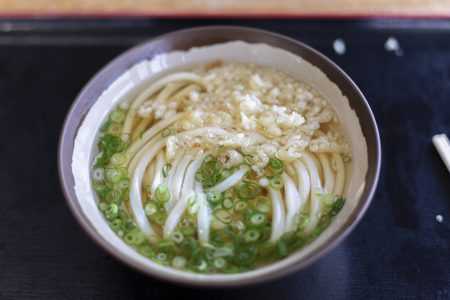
[{"x1": 432, "y1": 134, "x2": 450, "y2": 174}]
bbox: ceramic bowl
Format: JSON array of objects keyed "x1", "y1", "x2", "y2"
[{"x1": 58, "y1": 26, "x2": 381, "y2": 287}]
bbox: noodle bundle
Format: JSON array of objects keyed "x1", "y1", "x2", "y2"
[{"x1": 91, "y1": 62, "x2": 350, "y2": 273}]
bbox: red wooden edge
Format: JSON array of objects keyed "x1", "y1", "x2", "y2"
[{"x1": 0, "y1": 11, "x2": 449, "y2": 19}]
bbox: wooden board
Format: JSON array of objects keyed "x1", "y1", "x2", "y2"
[{"x1": 0, "y1": 0, "x2": 449, "y2": 18}]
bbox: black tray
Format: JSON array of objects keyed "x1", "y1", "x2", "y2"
[{"x1": 0, "y1": 19, "x2": 449, "y2": 299}]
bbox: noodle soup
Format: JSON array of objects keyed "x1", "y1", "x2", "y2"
[{"x1": 91, "y1": 61, "x2": 351, "y2": 274}]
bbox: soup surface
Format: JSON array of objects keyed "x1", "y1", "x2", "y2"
[{"x1": 91, "y1": 61, "x2": 351, "y2": 274}]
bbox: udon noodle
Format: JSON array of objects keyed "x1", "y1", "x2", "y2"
[{"x1": 91, "y1": 61, "x2": 351, "y2": 273}]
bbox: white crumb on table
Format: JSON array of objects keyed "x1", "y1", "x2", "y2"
[
  {"x1": 436, "y1": 214, "x2": 444, "y2": 223},
  {"x1": 385, "y1": 37, "x2": 403, "y2": 57},
  {"x1": 333, "y1": 39, "x2": 346, "y2": 55}
]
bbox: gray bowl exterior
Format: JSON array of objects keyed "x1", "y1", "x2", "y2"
[{"x1": 58, "y1": 26, "x2": 381, "y2": 287}]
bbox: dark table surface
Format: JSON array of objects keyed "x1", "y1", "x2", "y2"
[{"x1": 0, "y1": 19, "x2": 449, "y2": 300}]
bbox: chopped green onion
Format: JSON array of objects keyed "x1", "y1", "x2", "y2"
[
  {"x1": 318, "y1": 215, "x2": 331, "y2": 228},
  {"x1": 243, "y1": 229, "x2": 261, "y2": 242},
  {"x1": 123, "y1": 230, "x2": 146, "y2": 245},
  {"x1": 204, "y1": 247, "x2": 215, "y2": 261},
  {"x1": 110, "y1": 153, "x2": 126, "y2": 166},
  {"x1": 260, "y1": 226, "x2": 272, "y2": 242},
  {"x1": 105, "y1": 189, "x2": 122, "y2": 204},
  {"x1": 150, "y1": 211, "x2": 167, "y2": 225},
  {"x1": 269, "y1": 177, "x2": 284, "y2": 190},
  {"x1": 264, "y1": 157, "x2": 284, "y2": 179},
  {"x1": 180, "y1": 217, "x2": 192, "y2": 227},
  {"x1": 98, "y1": 202, "x2": 107, "y2": 212},
  {"x1": 210, "y1": 231, "x2": 223, "y2": 246},
  {"x1": 188, "y1": 197, "x2": 199, "y2": 215},
  {"x1": 237, "y1": 182, "x2": 261, "y2": 200},
  {"x1": 206, "y1": 191, "x2": 223, "y2": 206},
  {"x1": 105, "y1": 203, "x2": 119, "y2": 220},
  {"x1": 181, "y1": 226, "x2": 195, "y2": 237},
  {"x1": 194, "y1": 172, "x2": 203, "y2": 182},
  {"x1": 196, "y1": 260, "x2": 208, "y2": 271},
  {"x1": 179, "y1": 237, "x2": 198, "y2": 253},
  {"x1": 120, "y1": 133, "x2": 132, "y2": 147},
  {"x1": 92, "y1": 180, "x2": 106, "y2": 192},
  {"x1": 214, "y1": 209, "x2": 232, "y2": 224},
  {"x1": 222, "y1": 198, "x2": 234, "y2": 210},
  {"x1": 201, "y1": 155, "x2": 220, "y2": 187},
  {"x1": 162, "y1": 163, "x2": 172, "y2": 178},
  {"x1": 275, "y1": 240, "x2": 288, "y2": 258},
  {"x1": 144, "y1": 202, "x2": 158, "y2": 216},
  {"x1": 329, "y1": 197, "x2": 346, "y2": 216},
  {"x1": 298, "y1": 216, "x2": 310, "y2": 230},
  {"x1": 100, "y1": 120, "x2": 111, "y2": 133},
  {"x1": 110, "y1": 109, "x2": 125, "y2": 123},
  {"x1": 234, "y1": 200, "x2": 248, "y2": 212},
  {"x1": 156, "y1": 252, "x2": 168, "y2": 261},
  {"x1": 105, "y1": 168, "x2": 123, "y2": 183},
  {"x1": 172, "y1": 256, "x2": 187, "y2": 269},
  {"x1": 91, "y1": 168, "x2": 104, "y2": 182},
  {"x1": 213, "y1": 257, "x2": 227, "y2": 269},
  {"x1": 122, "y1": 219, "x2": 137, "y2": 231},
  {"x1": 256, "y1": 197, "x2": 271, "y2": 213},
  {"x1": 99, "y1": 186, "x2": 111, "y2": 198},
  {"x1": 172, "y1": 231, "x2": 184, "y2": 244},
  {"x1": 108, "y1": 123, "x2": 121, "y2": 135},
  {"x1": 101, "y1": 134, "x2": 125, "y2": 152},
  {"x1": 313, "y1": 227, "x2": 323, "y2": 237},
  {"x1": 157, "y1": 240, "x2": 176, "y2": 254},
  {"x1": 322, "y1": 193, "x2": 335, "y2": 206},
  {"x1": 161, "y1": 128, "x2": 177, "y2": 137},
  {"x1": 220, "y1": 169, "x2": 231, "y2": 178},
  {"x1": 110, "y1": 218, "x2": 122, "y2": 232},
  {"x1": 233, "y1": 246, "x2": 256, "y2": 265},
  {"x1": 155, "y1": 185, "x2": 170, "y2": 203},
  {"x1": 250, "y1": 213, "x2": 267, "y2": 226},
  {"x1": 138, "y1": 245, "x2": 154, "y2": 257},
  {"x1": 115, "y1": 177, "x2": 130, "y2": 190},
  {"x1": 268, "y1": 157, "x2": 283, "y2": 169},
  {"x1": 231, "y1": 220, "x2": 246, "y2": 232},
  {"x1": 211, "y1": 219, "x2": 226, "y2": 230},
  {"x1": 223, "y1": 189, "x2": 233, "y2": 198}
]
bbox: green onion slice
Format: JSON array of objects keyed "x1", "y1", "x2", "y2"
[
  {"x1": 110, "y1": 109, "x2": 125, "y2": 123},
  {"x1": 264, "y1": 157, "x2": 284, "y2": 179},
  {"x1": 243, "y1": 229, "x2": 261, "y2": 242},
  {"x1": 162, "y1": 163, "x2": 172, "y2": 178},
  {"x1": 269, "y1": 177, "x2": 284, "y2": 190},
  {"x1": 172, "y1": 256, "x2": 187, "y2": 269},
  {"x1": 329, "y1": 196, "x2": 346, "y2": 217},
  {"x1": 214, "y1": 209, "x2": 232, "y2": 224},
  {"x1": 250, "y1": 213, "x2": 267, "y2": 226},
  {"x1": 144, "y1": 202, "x2": 158, "y2": 216},
  {"x1": 213, "y1": 257, "x2": 227, "y2": 269},
  {"x1": 206, "y1": 191, "x2": 223, "y2": 206},
  {"x1": 221, "y1": 198, "x2": 234, "y2": 210},
  {"x1": 105, "y1": 203, "x2": 119, "y2": 220},
  {"x1": 110, "y1": 153, "x2": 126, "y2": 166},
  {"x1": 172, "y1": 231, "x2": 184, "y2": 244},
  {"x1": 256, "y1": 197, "x2": 271, "y2": 213},
  {"x1": 237, "y1": 182, "x2": 261, "y2": 200},
  {"x1": 234, "y1": 201, "x2": 248, "y2": 212},
  {"x1": 155, "y1": 184, "x2": 170, "y2": 203},
  {"x1": 105, "y1": 188, "x2": 122, "y2": 204}
]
